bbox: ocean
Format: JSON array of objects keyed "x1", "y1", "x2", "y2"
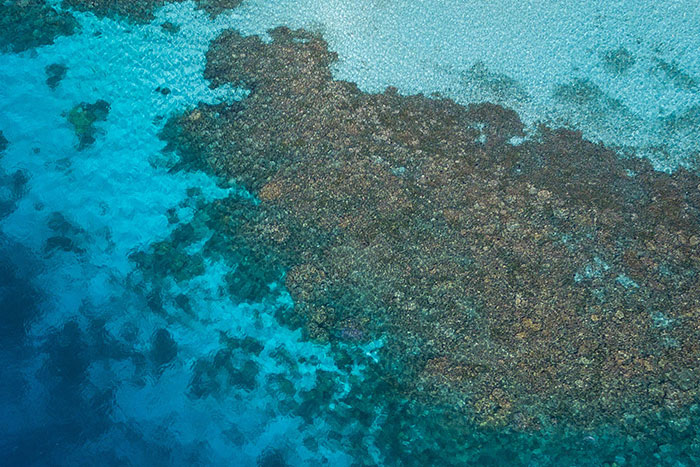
[{"x1": 1, "y1": 1, "x2": 699, "y2": 465}]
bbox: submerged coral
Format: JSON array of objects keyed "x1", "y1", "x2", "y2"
[
  {"x1": 0, "y1": 130, "x2": 7, "y2": 153},
  {"x1": 161, "y1": 26, "x2": 700, "y2": 447},
  {"x1": 601, "y1": 47, "x2": 636, "y2": 75},
  {"x1": 62, "y1": 0, "x2": 242, "y2": 22},
  {"x1": 45, "y1": 63, "x2": 68, "y2": 90},
  {"x1": 192, "y1": 0, "x2": 243, "y2": 18},
  {"x1": 0, "y1": 0, "x2": 77, "y2": 53},
  {"x1": 65, "y1": 99, "x2": 110, "y2": 149},
  {"x1": 459, "y1": 61, "x2": 531, "y2": 105},
  {"x1": 62, "y1": 0, "x2": 172, "y2": 23},
  {"x1": 650, "y1": 57, "x2": 699, "y2": 91}
]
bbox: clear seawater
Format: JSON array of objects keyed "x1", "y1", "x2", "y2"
[{"x1": 0, "y1": 1, "x2": 698, "y2": 466}]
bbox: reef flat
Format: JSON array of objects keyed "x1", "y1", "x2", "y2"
[{"x1": 161, "y1": 26, "x2": 700, "y2": 459}]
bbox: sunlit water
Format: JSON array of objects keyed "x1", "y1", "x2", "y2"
[
  {"x1": 1, "y1": 1, "x2": 699, "y2": 465},
  {"x1": 230, "y1": 0, "x2": 700, "y2": 170},
  {"x1": 0, "y1": 4, "x2": 355, "y2": 465}
]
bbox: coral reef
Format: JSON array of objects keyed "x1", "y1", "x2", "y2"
[
  {"x1": 161, "y1": 26, "x2": 700, "y2": 439},
  {"x1": 0, "y1": 130, "x2": 7, "y2": 153},
  {"x1": 65, "y1": 99, "x2": 110, "y2": 149},
  {"x1": 160, "y1": 20, "x2": 179, "y2": 34},
  {"x1": 192, "y1": 0, "x2": 243, "y2": 18},
  {"x1": 0, "y1": 170, "x2": 28, "y2": 220},
  {"x1": 62, "y1": 0, "x2": 242, "y2": 22},
  {"x1": 601, "y1": 47, "x2": 636, "y2": 75},
  {"x1": 0, "y1": 0, "x2": 77, "y2": 53},
  {"x1": 650, "y1": 57, "x2": 699, "y2": 91},
  {"x1": 45, "y1": 63, "x2": 68, "y2": 90},
  {"x1": 62, "y1": 0, "x2": 172, "y2": 23}
]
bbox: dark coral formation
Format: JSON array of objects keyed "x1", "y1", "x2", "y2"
[
  {"x1": 459, "y1": 61, "x2": 530, "y2": 104},
  {"x1": 0, "y1": 170, "x2": 28, "y2": 220},
  {"x1": 0, "y1": 130, "x2": 7, "y2": 153},
  {"x1": 65, "y1": 99, "x2": 110, "y2": 149},
  {"x1": 46, "y1": 63, "x2": 68, "y2": 90},
  {"x1": 192, "y1": 0, "x2": 243, "y2": 18},
  {"x1": 160, "y1": 20, "x2": 179, "y2": 34},
  {"x1": 0, "y1": 130, "x2": 30, "y2": 221},
  {"x1": 44, "y1": 212, "x2": 88, "y2": 255},
  {"x1": 601, "y1": 47, "x2": 636, "y2": 75},
  {"x1": 62, "y1": 0, "x2": 170, "y2": 23},
  {"x1": 163, "y1": 26, "x2": 700, "y2": 435},
  {"x1": 150, "y1": 328, "x2": 178, "y2": 366},
  {"x1": 553, "y1": 78, "x2": 624, "y2": 116},
  {"x1": 63, "y1": 0, "x2": 242, "y2": 22},
  {"x1": 651, "y1": 57, "x2": 699, "y2": 91},
  {"x1": 0, "y1": 0, "x2": 77, "y2": 53}
]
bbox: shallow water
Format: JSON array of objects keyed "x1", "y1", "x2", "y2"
[
  {"x1": 1, "y1": 1, "x2": 699, "y2": 466},
  {"x1": 230, "y1": 0, "x2": 700, "y2": 170}
]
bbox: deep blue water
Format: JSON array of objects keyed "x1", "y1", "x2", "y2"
[{"x1": 1, "y1": 1, "x2": 699, "y2": 465}]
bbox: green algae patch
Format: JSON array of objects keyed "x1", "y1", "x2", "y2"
[
  {"x1": 220, "y1": 334, "x2": 265, "y2": 356},
  {"x1": 266, "y1": 373, "x2": 295, "y2": 397},
  {"x1": 66, "y1": 99, "x2": 110, "y2": 150},
  {"x1": 0, "y1": 1, "x2": 77, "y2": 54}
]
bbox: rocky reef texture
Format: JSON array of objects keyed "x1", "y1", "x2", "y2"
[
  {"x1": 65, "y1": 99, "x2": 110, "y2": 149},
  {"x1": 162, "y1": 26, "x2": 700, "y2": 452},
  {"x1": 62, "y1": 0, "x2": 242, "y2": 22},
  {"x1": 0, "y1": 0, "x2": 77, "y2": 53},
  {"x1": 0, "y1": 131, "x2": 7, "y2": 153}
]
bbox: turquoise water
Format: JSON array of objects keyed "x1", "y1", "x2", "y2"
[
  {"x1": 0, "y1": 5, "x2": 351, "y2": 465},
  {"x1": 1, "y1": 1, "x2": 699, "y2": 465},
  {"x1": 229, "y1": 0, "x2": 700, "y2": 170}
]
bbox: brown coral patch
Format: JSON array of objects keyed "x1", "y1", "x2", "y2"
[{"x1": 164, "y1": 26, "x2": 700, "y2": 430}]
